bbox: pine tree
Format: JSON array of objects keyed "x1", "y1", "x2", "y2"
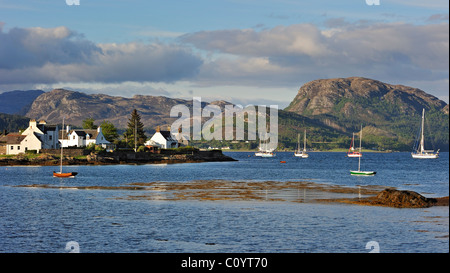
[
  {"x1": 124, "y1": 109, "x2": 146, "y2": 149},
  {"x1": 82, "y1": 118, "x2": 97, "y2": 129},
  {"x1": 100, "y1": 120, "x2": 119, "y2": 142}
]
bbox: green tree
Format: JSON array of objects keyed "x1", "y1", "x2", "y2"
[
  {"x1": 124, "y1": 109, "x2": 146, "y2": 149},
  {"x1": 82, "y1": 118, "x2": 97, "y2": 129},
  {"x1": 100, "y1": 120, "x2": 119, "y2": 142}
]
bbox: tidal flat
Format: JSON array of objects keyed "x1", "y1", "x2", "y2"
[
  {"x1": 13, "y1": 179, "x2": 388, "y2": 203},
  {"x1": 14, "y1": 179, "x2": 448, "y2": 208}
]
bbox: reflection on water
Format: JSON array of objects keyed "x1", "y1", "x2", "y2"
[{"x1": 0, "y1": 152, "x2": 448, "y2": 253}]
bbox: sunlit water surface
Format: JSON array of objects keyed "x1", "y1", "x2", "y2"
[{"x1": 0, "y1": 152, "x2": 448, "y2": 253}]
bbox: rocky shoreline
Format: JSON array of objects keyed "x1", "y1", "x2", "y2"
[
  {"x1": 327, "y1": 188, "x2": 449, "y2": 208},
  {"x1": 0, "y1": 149, "x2": 237, "y2": 166}
]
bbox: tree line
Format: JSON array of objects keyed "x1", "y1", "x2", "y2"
[{"x1": 82, "y1": 109, "x2": 146, "y2": 149}]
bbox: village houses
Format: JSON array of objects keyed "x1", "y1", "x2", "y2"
[
  {"x1": 0, "y1": 119, "x2": 114, "y2": 155},
  {"x1": 0, "y1": 119, "x2": 59, "y2": 155},
  {"x1": 59, "y1": 125, "x2": 113, "y2": 150}
]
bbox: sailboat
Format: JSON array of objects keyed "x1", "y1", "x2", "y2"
[
  {"x1": 350, "y1": 125, "x2": 376, "y2": 176},
  {"x1": 294, "y1": 130, "x2": 309, "y2": 158},
  {"x1": 255, "y1": 131, "x2": 275, "y2": 157},
  {"x1": 53, "y1": 117, "x2": 78, "y2": 178},
  {"x1": 411, "y1": 108, "x2": 439, "y2": 159},
  {"x1": 255, "y1": 142, "x2": 275, "y2": 157},
  {"x1": 347, "y1": 132, "x2": 362, "y2": 157}
]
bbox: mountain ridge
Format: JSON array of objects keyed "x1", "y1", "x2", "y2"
[
  {"x1": 286, "y1": 77, "x2": 446, "y2": 117},
  {"x1": 284, "y1": 77, "x2": 448, "y2": 151},
  {"x1": 1, "y1": 77, "x2": 447, "y2": 151}
]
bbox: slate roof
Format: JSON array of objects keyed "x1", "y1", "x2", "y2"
[
  {"x1": 59, "y1": 129, "x2": 99, "y2": 139},
  {"x1": 158, "y1": 130, "x2": 176, "y2": 141},
  {"x1": 0, "y1": 133, "x2": 26, "y2": 144}
]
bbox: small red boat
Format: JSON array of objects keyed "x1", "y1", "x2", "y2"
[
  {"x1": 53, "y1": 171, "x2": 78, "y2": 178},
  {"x1": 52, "y1": 117, "x2": 78, "y2": 178}
]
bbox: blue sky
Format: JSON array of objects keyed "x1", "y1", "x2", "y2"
[{"x1": 0, "y1": 0, "x2": 449, "y2": 107}]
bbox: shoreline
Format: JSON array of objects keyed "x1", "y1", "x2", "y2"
[
  {"x1": 224, "y1": 150, "x2": 398, "y2": 153},
  {"x1": 0, "y1": 149, "x2": 237, "y2": 166}
]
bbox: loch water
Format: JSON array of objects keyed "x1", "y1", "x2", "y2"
[{"x1": 0, "y1": 152, "x2": 448, "y2": 253}]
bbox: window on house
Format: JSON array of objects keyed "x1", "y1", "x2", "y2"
[
  {"x1": 17, "y1": 146, "x2": 20, "y2": 150},
  {"x1": 11, "y1": 146, "x2": 13, "y2": 150},
  {"x1": 73, "y1": 136, "x2": 76, "y2": 140},
  {"x1": 49, "y1": 135, "x2": 52, "y2": 140}
]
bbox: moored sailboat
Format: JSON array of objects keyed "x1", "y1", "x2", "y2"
[
  {"x1": 53, "y1": 117, "x2": 78, "y2": 178},
  {"x1": 255, "y1": 131, "x2": 276, "y2": 157},
  {"x1": 350, "y1": 125, "x2": 376, "y2": 176},
  {"x1": 294, "y1": 130, "x2": 309, "y2": 158},
  {"x1": 347, "y1": 132, "x2": 362, "y2": 158},
  {"x1": 411, "y1": 108, "x2": 439, "y2": 159}
]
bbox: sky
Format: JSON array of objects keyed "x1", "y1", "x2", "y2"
[{"x1": 0, "y1": 0, "x2": 448, "y2": 108}]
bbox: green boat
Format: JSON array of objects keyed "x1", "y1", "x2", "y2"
[
  {"x1": 350, "y1": 170, "x2": 376, "y2": 176},
  {"x1": 350, "y1": 125, "x2": 376, "y2": 176}
]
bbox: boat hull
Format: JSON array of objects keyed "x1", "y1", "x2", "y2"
[
  {"x1": 53, "y1": 172, "x2": 78, "y2": 178},
  {"x1": 294, "y1": 153, "x2": 309, "y2": 158},
  {"x1": 347, "y1": 153, "x2": 362, "y2": 158},
  {"x1": 411, "y1": 153, "x2": 439, "y2": 159},
  {"x1": 255, "y1": 151, "x2": 275, "y2": 157},
  {"x1": 350, "y1": 170, "x2": 376, "y2": 176}
]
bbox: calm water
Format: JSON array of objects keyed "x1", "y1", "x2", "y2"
[{"x1": 0, "y1": 152, "x2": 448, "y2": 253}]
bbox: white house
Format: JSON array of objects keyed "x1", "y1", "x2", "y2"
[
  {"x1": 21, "y1": 119, "x2": 60, "y2": 150},
  {"x1": 60, "y1": 126, "x2": 113, "y2": 150},
  {"x1": 146, "y1": 126, "x2": 179, "y2": 149},
  {"x1": 1, "y1": 119, "x2": 60, "y2": 154},
  {"x1": 0, "y1": 134, "x2": 26, "y2": 155}
]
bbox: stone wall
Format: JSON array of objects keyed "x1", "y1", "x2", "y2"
[
  {"x1": 0, "y1": 144, "x2": 6, "y2": 155},
  {"x1": 41, "y1": 148, "x2": 90, "y2": 157}
]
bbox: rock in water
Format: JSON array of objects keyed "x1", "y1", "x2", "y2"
[{"x1": 375, "y1": 189, "x2": 437, "y2": 208}]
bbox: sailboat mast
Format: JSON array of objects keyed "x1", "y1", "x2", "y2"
[
  {"x1": 60, "y1": 117, "x2": 64, "y2": 173},
  {"x1": 358, "y1": 125, "x2": 362, "y2": 171},
  {"x1": 351, "y1": 133, "x2": 355, "y2": 151},
  {"x1": 303, "y1": 129, "x2": 307, "y2": 152},
  {"x1": 420, "y1": 108, "x2": 425, "y2": 154},
  {"x1": 134, "y1": 121, "x2": 137, "y2": 152}
]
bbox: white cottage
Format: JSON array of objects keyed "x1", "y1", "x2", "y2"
[
  {"x1": 146, "y1": 126, "x2": 179, "y2": 149},
  {"x1": 60, "y1": 126, "x2": 113, "y2": 149},
  {"x1": 1, "y1": 119, "x2": 60, "y2": 154}
]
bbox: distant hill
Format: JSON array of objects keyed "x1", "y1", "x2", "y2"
[
  {"x1": 0, "y1": 113, "x2": 30, "y2": 133},
  {"x1": 0, "y1": 90, "x2": 45, "y2": 115},
  {"x1": 25, "y1": 89, "x2": 222, "y2": 132},
  {"x1": 285, "y1": 77, "x2": 449, "y2": 151},
  {"x1": 3, "y1": 77, "x2": 448, "y2": 151}
]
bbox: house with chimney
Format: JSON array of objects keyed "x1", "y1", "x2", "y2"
[
  {"x1": 0, "y1": 119, "x2": 59, "y2": 155},
  {"x1": 146, "y1": 126, "x2": 182, "y2": 149},
  {"x1": 59, "y1": 125, "x2": 114, "y2": 150}
]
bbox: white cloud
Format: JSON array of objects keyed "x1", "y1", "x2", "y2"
[
  {"x1": 181, "y1": 22, "x2": 449, "y2": 93},
  {"x1": 0, "y1": 22, "x2": 448, "y2": 104},
  {"x1": 0, "y1": 25, "x2": 203, "y2": 85}
]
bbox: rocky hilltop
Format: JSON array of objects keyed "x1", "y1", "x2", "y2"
[
  {"x1": 25, "y1": 89, "x2": 199, "y2": 130},
  {"x1": 285, "y1": 77, "x2": 449, "y2": 150},
  {"x1": 286, "y1": 77, "x2": 446, "y2": 118}
]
